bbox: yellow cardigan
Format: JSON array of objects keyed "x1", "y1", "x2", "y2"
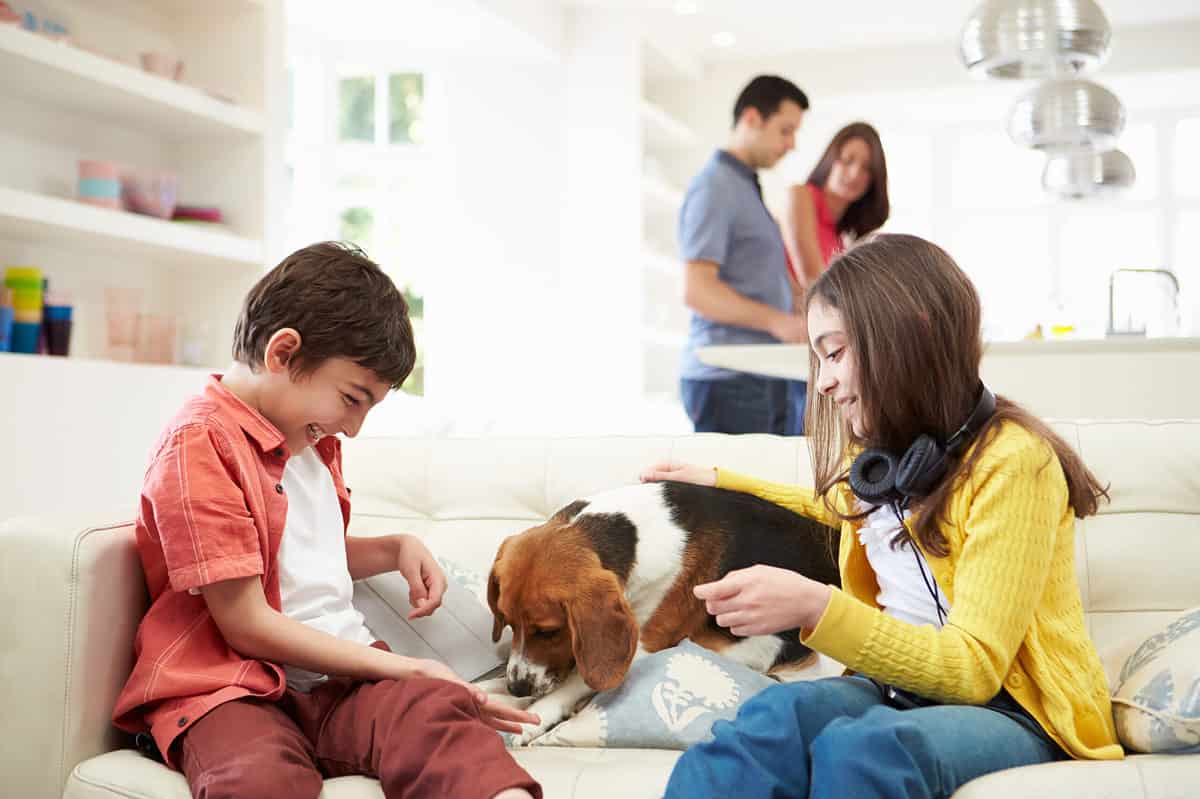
[{"x1": 717, "y1": 422, "x2": 1122, "y2": 760}]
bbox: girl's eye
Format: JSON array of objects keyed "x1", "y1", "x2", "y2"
[
  {"x1": 825, "y1": 348, "x2": 844, "y2": 362},
  {"x1": 342, "y1": 393, "x2": 358, "y2": 407}
]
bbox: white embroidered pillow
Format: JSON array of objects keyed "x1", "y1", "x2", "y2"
[{"x1": 1111, "y1": 606, "x2": 1200, "y2": 754}]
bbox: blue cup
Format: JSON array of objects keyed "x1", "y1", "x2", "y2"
[
  {"x1": 0, "y1": 306, "x2": 13, "y2": 352},
  {"x1": 44, "y1": 304, "x2": 73, "y2": 322},
  {"x1": 11, "y1": 321, "x2": 40, "y2": 354}
]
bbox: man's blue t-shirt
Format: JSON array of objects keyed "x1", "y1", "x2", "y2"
[{"x1": 678, "y1": 150, "x2": 792, "y2": 381}]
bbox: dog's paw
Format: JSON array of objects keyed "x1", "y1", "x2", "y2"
[{"x1": 510, "y1": 694, "x2": 572, "y2": 746}]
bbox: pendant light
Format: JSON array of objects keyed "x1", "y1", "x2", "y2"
[
  {"x1": 961, "y1": 0, "x2": 1112, "y2": 79},
  {"x1": 1042, "y1": 147, "x2": 1135, "y2": 198},
  {"x1": 1008, "y1": 77, "x2": 1125, "y2": 151}
]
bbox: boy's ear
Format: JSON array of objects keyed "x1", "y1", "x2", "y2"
[{"x1": 264, "y1": 328, "x2": 302, "y2": 372}]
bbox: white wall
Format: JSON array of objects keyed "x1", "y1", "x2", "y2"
[{"x1": 0, "y1": 355, "x2": 210, "y2": 519}]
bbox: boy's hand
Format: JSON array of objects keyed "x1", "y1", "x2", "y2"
[
  {"x1": 408, "y1": 658, "x2": 541, "y2": 734},
  {"x1": 394, "y1": 535, "x2": 447, "y2": 618}
]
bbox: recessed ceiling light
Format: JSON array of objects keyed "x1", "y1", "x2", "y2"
[
  {"x1": 712, "y1": 31, "x2": 736, "y2": 48},
  {"x1": 673, "y1": 0, "x2": 698, "y2": 14}
]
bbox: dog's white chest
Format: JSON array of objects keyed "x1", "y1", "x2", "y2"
[{"x1": 579, "y1": 484, "x2": 687, "y2": 625}]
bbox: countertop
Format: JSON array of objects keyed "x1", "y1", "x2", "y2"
[{"x1": 696, "y1": 337, "x2": 1200, "y2": 380}]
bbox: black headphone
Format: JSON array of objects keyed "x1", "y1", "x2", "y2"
[{"x1": 849, "y1": 384, "x2": 996, "y2": 507}]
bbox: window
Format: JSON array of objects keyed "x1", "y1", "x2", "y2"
[
  {"x1": 949, "y1": 130, "x2": 1046, "y2": 210},
  {"x1": 1059, "y1": 210, "x2": 1161, "y2": 335},
  {"x1": 339, "y1": 206, "x2": 374, "y2": 250},
  {"x1": 948, "y1": 214, "x2": 1052, "y2": 340},
  {"x1": 338, "y1": 76, "x2": 375, "y2": 142},
  {"x1": 287, "y1": 45, "x2": 433, "y2": 395},
  {"x1": 1119, "y1": 123, "x2": 1158, "y2": 203},
  {"x1": 389, "y1": 73, "x2": 425, "y2": 145},
  {"x1": 1176, "y1": 118, "x2": 1200, "y2": 199}
]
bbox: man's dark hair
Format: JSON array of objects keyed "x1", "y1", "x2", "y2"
[
  {"x1": 732, "y1": 75, "x2": 809, "y2": 127},
  {"x1": 232, "y1": 241, "x2": 415, "y2": 390}
]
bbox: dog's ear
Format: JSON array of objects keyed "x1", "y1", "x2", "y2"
[
  {"x1": 564, "y1": 570, "x2": 638, "y2": 691},
  {"x1": 488, "y1": 541, "x2": 509, "y2": 643}
]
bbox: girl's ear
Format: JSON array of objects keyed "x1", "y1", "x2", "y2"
[{"x1": 263, "y1": 328, "x2": 302, "y2": 373}]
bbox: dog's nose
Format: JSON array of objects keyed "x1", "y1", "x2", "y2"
[{"x1": 508, "y1": 678, "x2": 534, "y2": 698}]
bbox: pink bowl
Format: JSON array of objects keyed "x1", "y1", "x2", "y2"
[
  {"x1": 121, "y1": 172, "x2": 178, "y2": 219},
  {"x1": 140, "y1": 52, "x2": 184, "y2": 81}
]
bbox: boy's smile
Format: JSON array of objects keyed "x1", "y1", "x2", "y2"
[{"x1": 221, "y1": 327, "x2": 391, "y2": 455}]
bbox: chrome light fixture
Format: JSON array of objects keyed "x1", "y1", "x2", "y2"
[
  {"x1": 1008, "y1": 78, "x2": 1125, "y2": 151},
  {"x1": 961, "y1": 0, "x2": 1112, "y2": 79},
  {"x1": 1042, "y1": 148, "x2": 1135, "y2": 198}
]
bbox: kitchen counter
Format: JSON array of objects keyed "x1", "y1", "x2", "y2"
[{"x1": 696, "y1": 338, "x2": 1200, "y2": 419}]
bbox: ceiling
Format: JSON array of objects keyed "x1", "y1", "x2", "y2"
[{"x1": 566, "y1": 0, "x2": 1200, "y2": 62}]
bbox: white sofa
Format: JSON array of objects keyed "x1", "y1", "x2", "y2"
[{"x1": 3, "y1": 420, "x2": 1199, "y2": 798}]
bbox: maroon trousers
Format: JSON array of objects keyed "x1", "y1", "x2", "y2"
[{"x1": 175, "y1": 675, "x2": 540, "y2": 799}]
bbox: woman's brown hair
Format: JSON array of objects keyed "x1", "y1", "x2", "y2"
[
  {"x1": 807, "y1": 122, "x2": 890, "y2": 241},
  {"x1": 804, "y1": 233, "x2": 1108, "y2": 556}
]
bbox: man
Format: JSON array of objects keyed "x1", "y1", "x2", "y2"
[{"x1": 678, "y1": 75, "x2": 808, "y2": 434}]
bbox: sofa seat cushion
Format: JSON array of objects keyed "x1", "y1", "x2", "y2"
[
  {"x1": 950, "y1": 754, "x2": 1200, "y2": 799},
  {"x1": 64, "y1": 746, "x2": 680, "y2": 799}
]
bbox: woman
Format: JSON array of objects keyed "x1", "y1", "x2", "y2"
[
  {"x1": 642, "y1": 234, "x2": 1121, "y2": 798},
  {"x1": 781, "y1": 122, "x2": 889, "y2": 435}
]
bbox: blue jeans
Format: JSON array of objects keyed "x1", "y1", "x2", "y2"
[
  {"x1": 786, "y1": 379, "x2": 807, "y2": 436},
  {"x1": 665, "y1": 676, "x2": 1065, "y2": 799},
  {"x1": 681, "y1": 375, "x2": 789, "y2": 435}
]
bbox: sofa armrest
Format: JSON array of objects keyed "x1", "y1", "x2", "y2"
[{"x1": 0, "y1": 509, "x2": 147, "y2": 798}]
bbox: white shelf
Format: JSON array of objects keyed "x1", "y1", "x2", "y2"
[
  {"x1": 640, "y1": 99, "x2": 699, "y2": 152},
  {"x1": 0, "y1": 186, "x2": 264, "y2": 269},
  {"x1": 0, "y1": 24, "x2": 264, "y2": 139},
  {"x1": 642, "y1": 175, "x2": 684, "y2": 214}
]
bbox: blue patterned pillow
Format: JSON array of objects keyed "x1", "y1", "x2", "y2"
[
  {"x1": 1112, "y1": 607, "x2": 1200, "y2": 754},
  {"x1": 528, "y1": 639, "x2": 776, "y2": 750}
]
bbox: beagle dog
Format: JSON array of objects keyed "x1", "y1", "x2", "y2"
[{"x1": 487, "y1": 480, "x2": 841, "y2": 743}]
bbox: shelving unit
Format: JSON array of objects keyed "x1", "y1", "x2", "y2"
[
  {"x1": 0, "y1": 186, "x2": 263, "y2": 269},
  {"x1": 0, "y1": 0, "x2": 283, "y2": 369},
  {"x1": 638, "y1": 38, "x2": 701, "y2": 398},
  {"x1": 0, "y1": 24, "x2": 265, "y2": 139}
]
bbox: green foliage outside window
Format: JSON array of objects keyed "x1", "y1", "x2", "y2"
[
  {"x1": 339, "y1": 76, "x2": 374, "y2": 142},
  {"x1": 339, "y1": 207, "x2": 374, "y2": 249},
  {"x1": 389, "y1": 73, "x2": 424, "y2": 144}
]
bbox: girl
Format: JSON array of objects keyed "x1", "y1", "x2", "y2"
[
  {"x1": 780, "y1": 121, "x2": 889, "y2": 434},
  {"x1": 642, "y1": 234, "x2": 1121, "y2": 798}
]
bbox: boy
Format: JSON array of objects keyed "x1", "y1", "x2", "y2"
[{"x1": 112, "y1": 242, "x2": 541, "y2": 799}]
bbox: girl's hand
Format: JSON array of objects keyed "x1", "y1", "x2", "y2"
[
  {"x1": 407, "y1": 659, "x2": 540, "y2": 734},
  {"x1": 394, "y1": 535, "x2": 447, "y2": 619},
  {"x1": 695, "y1": 564, "x2": 832, "y2": 636},
  {"x1": 638, "y1": 461, "x2": 717, "y2": 487}
]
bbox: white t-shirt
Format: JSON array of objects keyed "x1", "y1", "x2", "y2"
[
  {"x1": 855, "y1": 502, "x2": 951, "y2": 629},
  {"x1": 276, "y1": 446, "x2": 375, "y2": 690}
]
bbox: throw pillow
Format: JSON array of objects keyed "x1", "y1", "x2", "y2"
[
  {"x1": 528, "y1": 639, "x2": 776, "y2": 749},
  {"x1": 1111, "y1": 606, "x2": 1200, "y2": 754}
]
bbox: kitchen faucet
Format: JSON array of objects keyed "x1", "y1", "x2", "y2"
[{"x1": 1107, "y1": 268, "x2": 1181, "y2": 336}]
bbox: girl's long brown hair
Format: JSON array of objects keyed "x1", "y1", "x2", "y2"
[
  {"x1": 807, "y1": 122, "x2": 890, "y2": 241},
  {"x1": 804, "y1": 233, "x2": 1108, "y2": 557}
]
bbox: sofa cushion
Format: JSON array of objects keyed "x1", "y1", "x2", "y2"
[
  {"x1": 530, "y1": 639, "x2": 776, "y2": 749},
  {"x1": 1112, "y1": 606, "x2": 1200, "y2": 754},
  {"x1": 64, "y1": 747, "x2": 679, "y2": 799}
]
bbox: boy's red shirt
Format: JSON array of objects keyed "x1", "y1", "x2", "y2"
[{"x1": 112, "y1": 375, "x2": 351, "y2": 767}]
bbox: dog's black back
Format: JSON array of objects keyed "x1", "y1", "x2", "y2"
[{"x1": 662, "y1": 481, "x2": 842, "y2": 665}]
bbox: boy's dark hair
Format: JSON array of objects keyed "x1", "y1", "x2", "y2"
[
  {"x1": 232, "y1": 241, "x2": 416, "y2": 390},
  {"x1": 732, "y1": 75, "x2": 809, "y2": 127}
]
